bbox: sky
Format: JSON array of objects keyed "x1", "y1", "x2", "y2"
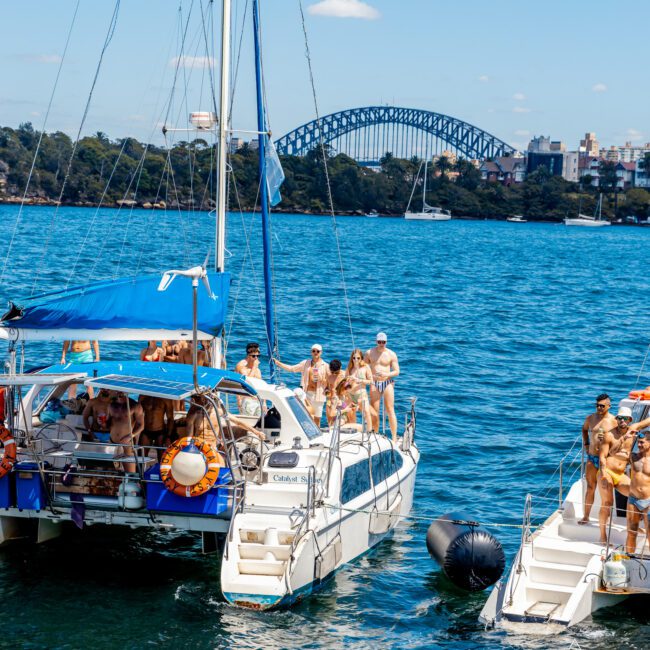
[{"x1": 1, "y1": 0, "x2": 649, "y2": 152}]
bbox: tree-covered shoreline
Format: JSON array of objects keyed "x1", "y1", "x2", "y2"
[{"x1": 1, "y1": 123, "x2": 649, "y2": 221}]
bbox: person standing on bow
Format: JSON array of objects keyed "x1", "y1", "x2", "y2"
[
  {"x1": 273, "y1": 344, "x2": 329, "y2": 426},
  {"x1": 365, "y1": 332, "x2": 400, "y2": 442},
  {"x1": 345, "y1": 348, "x2": 373, "y2": 429},
  {"x1": 578, "y1": 393, "x2": 617, "y2": 525}
]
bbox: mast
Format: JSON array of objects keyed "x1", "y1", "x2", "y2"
[
  {"x1": 216, "y1": 0, "x2": 231, "y2": 272},
  {"x1": 252, "y1": 0, "x2": 277, "y2": 381},
  {"x1": 423, "y1": 160, "x2": 428, "y2": 211}
]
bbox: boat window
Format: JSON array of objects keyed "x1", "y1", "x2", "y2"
[
  {"x1": 371, "y1": 449, "x2": 403, "y2": 485},
  {"x1": 285, "y1": 396, "x2": 321, "y2": 440},
  {"x1": 341, "y1": 459, "x2": 371, "y2": 504}
]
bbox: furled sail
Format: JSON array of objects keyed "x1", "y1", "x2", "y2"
[{"x1": 0, "y1": 272, "x2": 230, "y2": 341}]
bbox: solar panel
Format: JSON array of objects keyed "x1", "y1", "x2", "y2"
[{"x1": 85, "y1": 374, "x2": 207, "y2": 400}]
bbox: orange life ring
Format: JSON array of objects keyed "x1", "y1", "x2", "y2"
[
  {"x1": 0, "y1": 426, "x2": 17, "y2": 480},
  {"x1": 159, "y1": 436, "x2": 224, "y2": 498},
  {"x1": 629, "y1": 387, "x2": 650, "y2": 400}
]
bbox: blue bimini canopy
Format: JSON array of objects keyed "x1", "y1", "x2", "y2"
[
  {"x1": 38, "y1": 361, "x2": 256, "y2": 398},
  {"x1": 0, "y1": 272, "x2": 230, "y2": 342}
]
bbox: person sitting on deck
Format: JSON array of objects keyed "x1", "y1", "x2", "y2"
[
  {"x1": 108, "y1": 391, "x2": 145, "y2": 474},
  {"x1": 626, "y1": 432, "x2": 650, "y2": 553},
  {"x1": 579, "y1": 393, "x2": 617, "y2": 524},
  {"x1": 140, "y1": 340, "x2": 164, "y2": 362},
  {"x1": 139, "y1": 395, "x2": 174, "y2": 460},
  {"x1": 178, "y1": 341, "x2": 209, "y2": 367},
  {"x1": 597, "y1": 407, "x2": 638, "y2": 543},
  {"x1": 325, "y1": 359, "x2": 345, "y2": 426},
  {"x1": 82, "y1": 388, "x2": 112, "y2": 443},
  {"x1": 273, "y1": 344, "x2": 329, "y2": 426},
  {"x1": 185, "y1": 395, "x2": 221, "y2": 450}
]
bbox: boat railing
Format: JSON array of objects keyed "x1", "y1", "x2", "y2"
[
  {"x1": 402, "y1": 397, "x2": 417, "y2": 451},
  {"x1": 325, "y1": 410, "x2": 343, "y2": 499}
]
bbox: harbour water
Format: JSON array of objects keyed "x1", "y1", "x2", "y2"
[{"x1": 1, "y1": 205, "x2": 650, "y2": 648}]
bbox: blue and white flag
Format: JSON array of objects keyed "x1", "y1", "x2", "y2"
[{"x1": 265, "y1": 138, "x2": 285, "y2": 206}]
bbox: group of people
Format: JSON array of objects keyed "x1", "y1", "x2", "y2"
[
  {"x1": 272, "y1": 332, "x2": 400, "y2": 441},
  {"x1": 581, "y1": 393, "x2": 650, "y2": 553}
]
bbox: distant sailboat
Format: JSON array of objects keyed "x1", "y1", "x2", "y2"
[
  {"x1": 564, "y1": 194, "x2": 610, "y2": 227},
  {"x1": 404, "y1": 161, "x2": 452, "y2": 221}
]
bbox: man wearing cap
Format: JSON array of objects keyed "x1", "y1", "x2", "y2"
[
  {"x1": 365, "y1": 332, "x2": 400, "y2": 442},
  {"x1": 273, "y1": 345, "x2": 329, "y2": 426},
  {"x1": 579, "y1": 394, "x2": 616, "y2": 525},
  {"x1": 626, "y1": 430, "x2": 650, "y2": 553},
  {"x1": 596, "y1": 406, "x2": 649, "y2": 543},
  {"x1": 235, "y1": 343, "x2": 263, "y2": 415}
]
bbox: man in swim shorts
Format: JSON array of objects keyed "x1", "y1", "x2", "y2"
[
  {"x1": 626, "y1": 432, "x2": 650, "y2": 553},
  {"x1": 365, "y1": 332, "x2": 400, "y2": 442},
  {"x1": 82, "y1": 388, "x2": 112, "y2": 443},
  {"x1": 108, "y1": 392, "x2": 144, "y2": 474},
  {"x1": 597, "y1": 406, "x2": 636, "y2": 543},
  {"x1": 61, "y1": 340, "x2": 100, "y2": 365},
  {"x1": 139, "y1": 395, "x2": 174, "y2": 460},
  {"x1": 579, "y1": 393, "x2": 616, "y2": 524}
]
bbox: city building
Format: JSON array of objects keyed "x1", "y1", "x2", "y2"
[
  {"x1": 563, "y1": 151, "x2": 579, "y2": 182},
  {"x1": 615, "y1": 161, "x2": 636, "y2": 189},
  {"x1": 578, "y1": 156, "x2": 601, "y2": 187},
  {"x1": 229, "y1": 137, "x2": 244, "y2": 154},
  {"x1": 636, "y1": 158, "x2": 650, "y2": 189},
  {"x1": 599, "y1": 141, "x2": 650, "y2": 163},
  {"x1": 480, "y1": 156, "x2": 526, "y2": 185},
  {"x1": 527, "y1": 151, "x2": 564, "y2": 177},
  {"x1": 579, "y1": 132, "x2": 599, "y2": 157}
]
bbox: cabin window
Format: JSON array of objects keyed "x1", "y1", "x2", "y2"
[
  {"x1": 341, "y1": 459, "x2": 371, "y2": 504},
  {"x1": 371, "y1": 450, "x2": 403, "y2": 485},
  {"x1": 285, "y1": 396, "x2": 321, "y2": 440}
]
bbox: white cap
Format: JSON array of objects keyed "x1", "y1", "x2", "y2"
[
  {"x1": 311, "y1": 343, "x2": 322, "y2": 352},
  {"x1": 376, "y1": 332, "x2": 387, "y2": 342},
  {"x1": 618, "y1": 406, "x2": 633, "y2": 419}
]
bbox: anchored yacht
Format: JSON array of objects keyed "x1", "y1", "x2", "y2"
[{"x1": 480, "y1": 393, "x2": 650, "y2": 629}]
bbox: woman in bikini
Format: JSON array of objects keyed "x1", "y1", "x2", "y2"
[
  {"x1": 140, "y1": 340, "x2": 164, "y2": 362},
  {"x1": 345, "y1": 348, "x2": 373, "y2": 429}
]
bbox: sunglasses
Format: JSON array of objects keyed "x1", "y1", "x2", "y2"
[
  {"x1": 377, "y1": 340, "x2": 386, "y2": 344},
  {"x1": 638, "y1": 433, "x2": 646, "y2": 440},
  {"x1": 249, "y1": 353, "x2": 260, "y2": 358},
  {"x1": 596, "y1": 403, "x2": 608, "y2": 409},
  {"x1": 616, "y1": 416, "x2": 632, "y2": 422},
  {"x1": 353, "y1": 356, "x2": 362, "y2": 360},
  {"x1": 312, "y1": 349, "x2": 321, "y2": 354}
]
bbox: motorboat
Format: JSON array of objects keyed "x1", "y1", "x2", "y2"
[
  {"x1": 480, "y1": 392, "x2": 650, "y2": 629},
  {"x1": 404, "y1": 161, "x2": 452, "y2": 221},
  {"x1": 565, "y1": 194, "x2": 610, "y2": 227},
  {"x1": 506, "y1": 215, "x2": 527, "y2": 223}
]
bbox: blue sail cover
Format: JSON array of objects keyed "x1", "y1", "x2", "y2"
[{"x1": 1, "y1": 272, "x2": 230, "y2": 336}]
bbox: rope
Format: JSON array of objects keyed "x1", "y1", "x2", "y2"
[
  {"x1": 328, "y1": 505, "x2": 538, "y2": 530},
  {"x1": 297, "y1": 0, "x2": 355, "y2": 349},
  {"x1": 0, "y1": 0, "x2": 80, "y2": 287},
  {"x1": 635, "y1": 341, "x2": 650, "y2": 389},
  {"x1": 31, "y1": 0, "x2": 122, "y2": 296}
]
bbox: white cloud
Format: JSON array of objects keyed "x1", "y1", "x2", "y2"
[
  {"x1": 592, "y1": 82, "x2": 607, "y2": 93},
  {"x1": 28, "y1": 54, "x2": 62, "y2": 64},
  {"x1": 30, "y1": 111, "x2": 41, "y2": 117},
  {"x1": 513, "y1": 92, "x2": 526, "y2": 101},
  {"x1": 170, "y1": 55, "x2": 213, "y2": 69},
  {"x1": 514, "y1": 129, "x2": 530, "y2": 136},
  {"x1": 308, "y1": 0, "x2": 380, "y2": 19},
  {"x1": 512, "y1": 106, "x2": 531, "y2": 113},
  {"x1": 478, "y1": 74, "x2": 489, "y2": 83},
  {"x1": 626, "y1": 128, "x2": 644, "y2": 142}
]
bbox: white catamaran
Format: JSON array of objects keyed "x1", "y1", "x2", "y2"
[{"x1": 0, "y1": 0, "x2": 419, "y2": 610}]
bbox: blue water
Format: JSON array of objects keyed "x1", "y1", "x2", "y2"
[{"x1": 1, "y1": 205, "x2": 650, "y2": 648}]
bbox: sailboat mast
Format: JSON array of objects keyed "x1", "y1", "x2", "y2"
[
  {"x1": 423, "y1": 160, "x2": 428, "y2": 212},
  {"x1": 252, "y1": 0, "x2": 277, "y2": 381},
  {"x1": 215, "y1": 0, "x2": 231, "y2": 272}
]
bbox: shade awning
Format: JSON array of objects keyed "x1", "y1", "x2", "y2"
[{"x1": 0, "y1": 272, "x2": 230, "y2": 341}]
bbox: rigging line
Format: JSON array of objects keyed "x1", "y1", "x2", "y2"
[
  {"x1": 199, "y1": 0, "x2": 220, "y2": 116},
  {"x1": 297, "y1": 0, "x2": 355, "y2": 349},
  {"x1": 65, "y1": 137, "x2": 131, "y2": 288},
  {"x1": 227, "y1": 0, "x2": 250, "y2": 122},
  {"x1": 31, "y1": 0, "x2": 121, "y2": 296},
  {"x1": 635, "y1": 341, "x2": 650, "y2": 389},
  {"x1": 0, "y1": 0, "x2": 81, "y2": 287}
]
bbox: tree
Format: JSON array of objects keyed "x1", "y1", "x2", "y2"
[
  {"x1": 640, "y1": 152, "x2": 650, "y2": 187},
  {"x1": 435, "y1": 155, "x2": 451, "y2": 179},
  {"x1": 581, "y1": 174, "x2": 594, "y2": 189},
  {"x1": 598, "y1": 160, "x2": 618, "y2": 193}
]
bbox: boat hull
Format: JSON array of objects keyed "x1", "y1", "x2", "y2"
[
  {"x1": 564, "y1": 218, "x2": 610, "y2": 227},
  {"x1": 404, "y1": 212, "x2": 451, "y2": 221}
]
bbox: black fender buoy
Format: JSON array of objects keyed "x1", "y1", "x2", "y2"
[{"x1": 426, "y1": 512, "x2": 505, "y2": 591}]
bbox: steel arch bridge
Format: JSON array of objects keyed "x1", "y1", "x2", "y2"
[{"x1": 274, "y1": 106, "x2": 516, "y2": 163}]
